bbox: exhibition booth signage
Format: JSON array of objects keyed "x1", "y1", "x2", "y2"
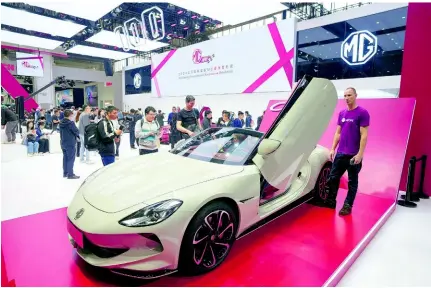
[{"x1": 151, "y1": 19, "x2": 297, "y2": 97}]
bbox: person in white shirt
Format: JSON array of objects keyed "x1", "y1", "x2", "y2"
[{"x1": 135, "y1": 106, "x2": 160, "y2": 156}]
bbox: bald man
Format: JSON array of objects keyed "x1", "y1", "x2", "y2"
[{"x1": 321, "y1": 87, "x2": 370, "y2": 216}]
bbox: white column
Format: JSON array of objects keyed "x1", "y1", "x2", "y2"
[{"x1": 34, "y1": 55, "x2": 55, "y2": 109}]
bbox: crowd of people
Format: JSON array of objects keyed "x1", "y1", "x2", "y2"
[{"x1": 1, "y1": 96, "x2": 265, "y2": 179}]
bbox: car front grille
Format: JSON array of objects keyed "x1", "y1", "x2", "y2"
[{"x1": 82, "y1": 236, "x2": 129, "y2": 259}]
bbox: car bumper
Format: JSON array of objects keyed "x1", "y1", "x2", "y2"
[{"x1": 67, "y1": 194, "x2": 193, "y2": 275}]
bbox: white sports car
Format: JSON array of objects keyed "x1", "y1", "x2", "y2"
[{"x1": 67, "y1": 76, "x2": 338, "y2": 278}]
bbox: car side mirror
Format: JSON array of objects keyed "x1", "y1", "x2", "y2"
[{"x1": 257, "y1": 139, "x2": 281, "y2": 156}]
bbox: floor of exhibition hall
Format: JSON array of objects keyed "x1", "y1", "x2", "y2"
[{"x1": 1, "y1": 135, "x2": 431, "y2": 287}]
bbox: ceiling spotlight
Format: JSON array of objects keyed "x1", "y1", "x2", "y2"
[
  {"x1": 402, "y1": 16, "x2": 406, "y2": 19},
  {"x1": 376, "y1": 21, "x2": 380, "y2": 24},
  {"x1": 114, "y1": 7, "x2": 122, "y2": 13}
]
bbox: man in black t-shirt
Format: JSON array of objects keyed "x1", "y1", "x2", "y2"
[{"x1": 176, "y1": 95, "x2": 202, "y2": 139}]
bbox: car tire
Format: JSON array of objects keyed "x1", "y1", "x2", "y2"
[
  {"x1": 178, "y1": 201, "x2": 238, "y2": 275},
  {"x1": 313, "y1": 162, "x2": 332, "y2": 201}
]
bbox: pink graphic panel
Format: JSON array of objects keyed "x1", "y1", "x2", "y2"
[
  {"x1": 1, "y1": 64, "x2": 38, "y2": 111},
  {"x1": 259, "y1": 98, "x2": 415, "y2": 201}
]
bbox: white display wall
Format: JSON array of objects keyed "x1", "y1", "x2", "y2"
[{"x1": 151, "y1": 19, "x2": 297, "y2": 97}]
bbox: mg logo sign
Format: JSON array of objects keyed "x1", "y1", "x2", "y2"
[
  {"x1": 341, "y1": 30, "x2": 378, "y2": 66},
  {"x1": 114, "y1": 6, "x2": 165, "y2": 52}
]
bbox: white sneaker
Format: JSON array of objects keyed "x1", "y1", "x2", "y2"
[{"x1": 86, "y1": 160, "x2": 94, "y2": 165}]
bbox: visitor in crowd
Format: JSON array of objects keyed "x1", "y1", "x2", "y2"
[
  {"x1": 321, "y1": 87, "x2": 370, "y2": 216},
  {"x1": 52, "y1": 110, "x2": 60, "y2": 132},
  {"x1": 97, "y1": 109, "x2": 106, "y2": 123},
  {"x1": 169, "y1": 107, "x2": 181, "y2": 149},
  {"x1": 111, "y1": 113, "x2": 122, "y2": 159},
  {"x1": 202, "y1": 110, "x2": 213, "y2": 130},
  {"x1": 156, "y1": 110, "x2": 165, "y2": 128},
  {"x1": 45, "y1": 110, "x2": 52, "y2": 129},
  {"x1": 97, "y1": 106, "x2": 122, "y2": 166},
  {"x1": 255, "y1": 111, "x2": 264, "y2": 131},
  {"x1": 216, "y1": 110, "x2": 226, "y2": 126},
  {"x1": 233, "y1": 111, "x2": 245, "y2": 128},
  {"x1": 167, "y1": 107, "x2": 176, "y2": 125},
  {"x1": 59, "y1": 108, "x2": 65, "y2": 120},
  {"x1": 36, "y1": 121, "x2": 50, "y2": 154},
  {"x1": 89, "y1": 108, "x2": 98, "y2": 122},
  {"x1": 78, "y1": 105, "x2": 92, "y2": 164},
  {"x1": 25, "y1": 121, "x2": 39, "y2": 156},
  {"x1": 1, "y1": 106, "x2": 19, "y2": 143},
  {"x1": 75, "y1": 111, "x2": 81, "y2": 158},
  {"x1": 176, "y1": 95, "x2": 201, "y2": 139},
  {"x1": 218, "y1": 111, "x2": 232, "y2": 127},
  {"x1": 135, "y1": 106, "x2": 160, "y2": 156},
  {"x1": 245, "y1": 111, "x2": 254, "y2": 128},
  {"x1": 128, "y1": 109, "x2": 137, "y2": 149},
  {"x1": 59, "y1": 109, "x2": 80, "y2": 179}
]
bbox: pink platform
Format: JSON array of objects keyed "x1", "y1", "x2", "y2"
[{"x1": 1, "y1": 98, "x2": 415, "y2": 287}]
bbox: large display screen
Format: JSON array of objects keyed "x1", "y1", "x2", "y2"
[
  {"x1": 56, "y1": 89, "x2": 73, "y2": 106},
  {"x1": 16, "y1": 52, "x2": 44, "y2": 77},
  {"x1": 85, "y1": 85, "x2": 98, "y2": 106},
  {"x1": 125, "y1": 65, "x2": 151, "y2": 95},
  {"x1": 296, "y1": 7, "x2": 407, "y2": 81},
  {"x1": 151, "y1": 19, "x2": 297, "y2": 97}
]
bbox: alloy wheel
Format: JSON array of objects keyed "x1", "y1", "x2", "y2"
[
  {"x1": 318, "y1": 166, "x2": 331, "y2": 200},
  {"x1": 192, "y1": 210, "x2": 234, "y2": 268}
]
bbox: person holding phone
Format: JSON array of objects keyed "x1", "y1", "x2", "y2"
[
  {"x1": 135, "y1": 106, "x2": 160, "y2": 156},
  {"x1": 97, "y1": 106, "x2": 122, "y2": 166}
]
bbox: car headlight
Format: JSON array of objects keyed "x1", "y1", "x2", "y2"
[{"x1": 119, "y1": 199, "x2": 183, "y2": 227}]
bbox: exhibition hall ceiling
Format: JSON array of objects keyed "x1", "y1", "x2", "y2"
[{"x1": 0, "y1": 1, "x2": 286, "y2": 61}]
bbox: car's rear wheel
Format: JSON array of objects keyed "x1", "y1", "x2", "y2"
[
  {"x1": 313, "y1": 162, "x2": 332, "y2": 201},
  {"x1": 179, "y1": 201, "x2": 238, "y2": 275}
]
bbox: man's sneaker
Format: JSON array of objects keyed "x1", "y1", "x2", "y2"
[
  {"x1": 67, "y1": 175, "x2": 80, "y2": 179},
  {"x1": 310, "y1": 198, "x2": 336, "y2": 209},
  {"x1": 86, "y1": 160, "x2": 94, "y2": 165},
  {"x1": 339, "y1": 203, "x2": 352, "y2": 216}
]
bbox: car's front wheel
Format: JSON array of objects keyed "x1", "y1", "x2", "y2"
[
  {"x1": 179, "y1": 201, "x2": 238, "y2": 275},
  {"x1": 313, "y1": 162, "x2": 332, "y2": 201}
]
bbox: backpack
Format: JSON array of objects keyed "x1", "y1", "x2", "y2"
[{"x1": 84, "y1": 123, "x2": 99, "y2": 151}]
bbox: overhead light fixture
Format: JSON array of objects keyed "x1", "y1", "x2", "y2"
[
  {"x1": 1, "y1": 30, "x2": 63, "y2": 50},
  {"x1": 33, "y1": 2, "x2": 122, "y2": 22},
  {"x1": 1, "y1": 5, "x2": 86, "y2": 37},
  {"x1": 402, "y1": 16, "x2": 406, "y2": 19},
  {"x1": 67, "y1": 45, "x2": 135, "y2": 60}
]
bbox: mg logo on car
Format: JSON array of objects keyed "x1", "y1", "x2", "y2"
[
  {"x1": 341, "y1": 30, "x2": 378, "y2": 66},
  {"x1": 114, "y1": 6, "x2": 165, "y2": 52}
]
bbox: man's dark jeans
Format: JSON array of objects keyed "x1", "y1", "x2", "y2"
[{"x1": 327, "y1": 153, "x2": 362, "y2": 206}]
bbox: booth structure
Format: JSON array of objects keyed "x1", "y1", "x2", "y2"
[{"x1": 2, "y1": 2, "x2": 431, "y2": 287}]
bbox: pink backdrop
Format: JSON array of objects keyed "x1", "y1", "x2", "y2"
[
  {"x1": 399, "y1": 3, "x2": 431, "y2": 195},
  {"x1": 259, "y1": 98, "x2": 415, "y2": 201}
]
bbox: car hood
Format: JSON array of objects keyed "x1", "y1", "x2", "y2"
[{"x1": 82, "y1": 152, "x2": 244, "y2": 213}]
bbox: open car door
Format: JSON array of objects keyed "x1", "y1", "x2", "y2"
[{"x1": 252, "y1": 76, "x2": 337, "y2": 192}]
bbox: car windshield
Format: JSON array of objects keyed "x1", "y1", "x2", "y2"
[{"x1": 170, "y1": 128, "x2": 263, "y2": 165}]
